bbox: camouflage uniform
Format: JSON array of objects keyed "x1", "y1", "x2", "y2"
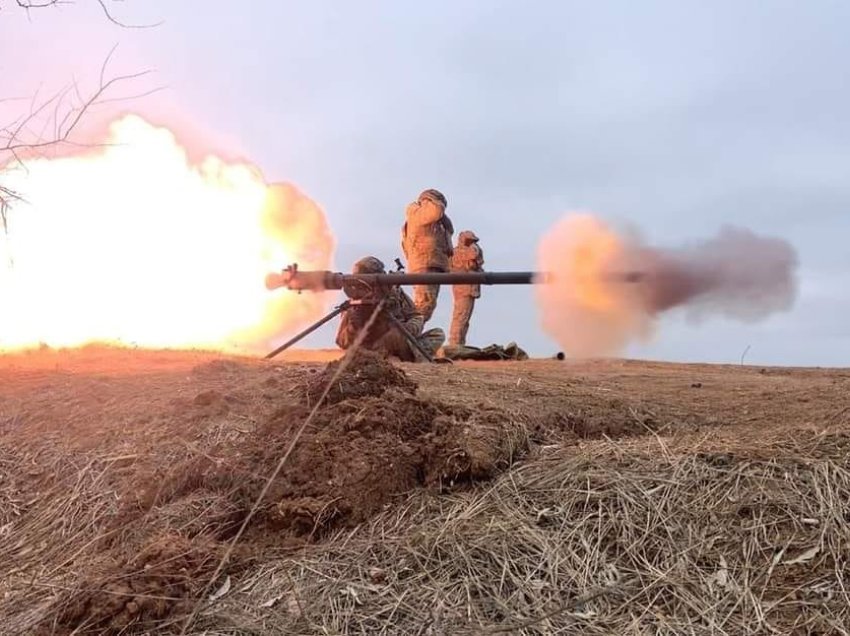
[
  {"x1": 400, "y1": 189, "x2": 454, "y2": 322},
  {"x1": 449, "y1": 230, "x2": 484, "y2": 346},
  {"x1": 335, "y1": 257, "x2": 445, "y2": 362}
]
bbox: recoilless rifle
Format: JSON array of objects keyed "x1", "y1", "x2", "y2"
[{"x1": 262, "y1": 261, "x2": 541, "y2": 361}]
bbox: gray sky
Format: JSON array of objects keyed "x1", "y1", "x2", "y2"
[{"x1": 2, "y1": 1, "x2": 848, "y2": 366}]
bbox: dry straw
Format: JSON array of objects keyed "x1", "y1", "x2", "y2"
[
  {"x1": 193, "y1": 435, "x2": 850, "y2": 635},
  {"x1": 3, "y1": 368, "x2": 849, "y2": 634}
]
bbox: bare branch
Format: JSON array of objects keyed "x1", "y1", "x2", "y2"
[
  {"x1": 3, "y1": 85, "x2": 67, "y2": 152},
  {"x1": 0, "y1": 56, "x2": 158, "y2": 218},
  {"x1": 99, "y1": 41, "x2": 119, "y2": 88},
  {"x1": 2, "y1": 68, "x2": 155, "y2": 155},
  {"x1": 0, "y1": 183, "x2": 23, "y2": 249},
  {"x1": 92, "y1": 84, "x2": 168, "y2": 106},
  {"x1": 13, "y1": 0, "x2": 64, "y2": 10},
  {"x1": 15, "y1": 1, "x2": 66, "y2": 7},
  {"x1": 0, "y1": 96, "x2": 31, "y2": 106},
  {"x1": 1, "y1": 1, "x2": 162, "y2": 218},
  {"x1": 5, "y1": 0, "x2": 162, "y2": 28},
  {"x1": 93, "y1": 0, "x2": 162, "y2": 29}
]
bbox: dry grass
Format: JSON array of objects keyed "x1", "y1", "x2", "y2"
[
  {"x1": 2, "y1": 350, "x2": 849, "y2": 634},
  {"x1": 1, "y1": 447, "x2": 111, "y2": 633},
  {"x1": 3, "y1": 433, "x2": 850, "y2": 634},
  {"x1": 197, "y1": 435, "x2": 850, "y2": 635}
]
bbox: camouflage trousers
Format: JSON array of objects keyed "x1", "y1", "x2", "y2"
[
  {"x1": 449, "y1": 294, "x2": 476, "y2": 346},
  {"x1": 374, "y1": 318, "x2": 445, "y2": 362},
  {"x1": 412, "y1": 280, "x2": 441, "y2": 323}
]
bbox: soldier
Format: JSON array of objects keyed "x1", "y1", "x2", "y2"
[
  {"x1": 449, "y1": 230, "x2": 484, "y2": 346},
  {"x1": 335, "y1": 256, "x2": 445, "y2": 362},
  {"x1": 400, "y1": 188, "x2": 454, "y2": 322}
]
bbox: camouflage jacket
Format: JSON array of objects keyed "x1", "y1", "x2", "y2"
[
  {"x1": 451, "y1": 243, "x2": 485, "y2": 297},
  {"x1": 335, "y1": 286, "x2": 422, "y2": 352},
  {"x1": 401, "y1": 197, "x2": 454, "y2": 272}
]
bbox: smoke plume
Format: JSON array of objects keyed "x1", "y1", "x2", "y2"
[{"x1": 535, "y1": 214, "x2": 798, "y2": 358}]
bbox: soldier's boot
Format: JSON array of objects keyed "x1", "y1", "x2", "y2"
[{"x1": 412, "y1": 327, "x2": 446, "y2": 362}]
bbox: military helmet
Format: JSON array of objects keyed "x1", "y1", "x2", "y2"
[
  {"x1": 418, "y1": 188, "x2": 447, "y2": 208},
  {"x1": 352, "y1": 256, "x2": 386, "y2": 274}
]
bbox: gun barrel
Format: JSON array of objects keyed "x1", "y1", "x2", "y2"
[
  {"x1": 363, "y1": 271, "x2": 539, "y2": 286},
  {"x1": 265, "y1": 269, "x2": 541, "y2": 292}
]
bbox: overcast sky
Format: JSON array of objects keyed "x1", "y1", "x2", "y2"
[{"x1": 2, "y1": 1, "x2": 848, "y2": 366}]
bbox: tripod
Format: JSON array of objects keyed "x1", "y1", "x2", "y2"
[{"x1": 264, "y1": 298, "x2": 437, "y2": 363}]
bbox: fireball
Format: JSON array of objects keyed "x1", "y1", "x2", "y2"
[
  {"x1": 0, "y1": 115, "x2": 335, "y2": 353},
  {"x1": 535, "y1": 213, "x2": 651, "y2": 358}
]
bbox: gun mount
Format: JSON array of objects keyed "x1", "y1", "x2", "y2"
[{"x1": 262, "y1": 264, "x2": 541, "y2": 361}]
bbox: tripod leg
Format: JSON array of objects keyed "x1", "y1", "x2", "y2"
[
  {"x1": 265, "y1": 301, "x2": 349, "y2": 360},
  {"x1": 385, "y1": 314, "x2": 435, "y2": 363}
]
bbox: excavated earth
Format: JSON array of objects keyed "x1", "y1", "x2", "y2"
[
  {"x1": 1, "y1": 348, "x2": 527, "y2": 634},
  {"x1": 0, "y1": 346, "x2": 848, "y2": 634}
]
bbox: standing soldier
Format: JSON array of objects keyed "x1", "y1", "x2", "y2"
[
  {"x1": 449, "y1": 230, "x2": 484, "y2": 346},
  {"x1": 401, "y1": 189, "x2": 453, "y2": 322}
]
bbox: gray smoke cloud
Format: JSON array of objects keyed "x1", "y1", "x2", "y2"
[{"x1": 535, "y1": 214, "x2": 799, "y2": 358}]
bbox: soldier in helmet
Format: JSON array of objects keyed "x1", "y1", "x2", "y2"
[
  {"x1": 400, "y1": 188, "x2": 454, "y2": 322},
  {"x1": 335, "y1": 256, "x2": 445, "y2": 362},
  {"x1": 449, "y1": 230, "x2": 484, "y2": 346}
]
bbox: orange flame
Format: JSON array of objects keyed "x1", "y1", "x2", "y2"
[
  {"x1": 535, "y1": 213, "x2": 650, "y2": 357},
  {"x1": 0, "y1": 115, "x2": 335, "y2": 353}
]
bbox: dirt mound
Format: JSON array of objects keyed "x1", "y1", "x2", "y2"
[
  {"x1": 148, "y1": 383, "x2": 526, "y2": 540},
  {"x1": 56, "y1": 534, "x2": 221, "y2": 634},
  {"x1": 249, "y1": 392, "x2": 524, "y2": 534},
  {"x1": 44, "y1": 354, "x2": 525, "y2": 633},
  {"x1": 303, "y1": 349, "x2": 416, "y2": 405}
]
